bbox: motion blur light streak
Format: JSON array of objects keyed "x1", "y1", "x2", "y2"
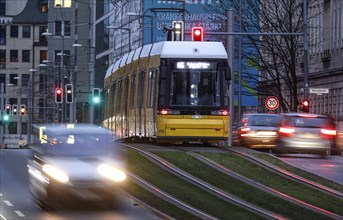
[
  {"x1": 42, "y1": 164, "x2": 69, "y2": 183},
  {"x1": 97, "y1": 164, "x2": 126, "y2": 182}
]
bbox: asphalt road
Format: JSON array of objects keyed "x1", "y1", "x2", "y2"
[{"x1": 0, "y1": 149, "x2": 161, "y2": 220}]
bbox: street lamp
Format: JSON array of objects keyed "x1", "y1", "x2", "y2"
[
  {"x1": 72, "y1": 43, "x2": 95, "y2": 124},
  {"x1": 127, "y1": 12, "x2": 153, "y2": 44}
]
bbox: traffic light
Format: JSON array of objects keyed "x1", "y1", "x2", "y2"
[
  {"x1": 65, "y1": 84, "x2": 73, "y2": 103},
  {"x1": 55, "y1": 87, "x2": 63, "y2": 103},
  {"x1": 191, "y1": 27, "x2": 203, "y2": 41},
  {"x1": 5, "y1": 104, "x2": 11, "y2": 115},
  {"x1": 301, "y1": 99, "x2": 310, "y2": 113},
  {"x1": 92, "y1": 88, "x2": 101, "y2": 104},
  {"x1": 12, "y1": 105, "x2": 18, "y2": 115},
  {"x1": 172, "y1": 21, "x2": 184, "y2": 41},
  {"x1": 20, "y1": 104, "x2": 26, "y2": 115}
]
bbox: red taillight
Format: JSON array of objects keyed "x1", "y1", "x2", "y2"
[
  {"x1": 279, "y1": 127, "x2": 295, "y2": 137},
  {"x1": 240, "y1": 127, "x2": 250, "y2": 136},
  {"x1": 221, "y1": 110, "x2": 229, "y2": 116},
  {"x1": 161, "y1": 109, "x2": 168, "y2": 115},
  {"x1": 320, "y1": 128, "x2": 336, "y2": 139}
]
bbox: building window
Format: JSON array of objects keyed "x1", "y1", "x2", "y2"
[
  {"x1": 55, "y1": 0, "x2": 72, "y2": 8},
  {"x1": 0, "y1": 25, "x2": 6, "y2": 45},
  {"x1": 55, "y1": 50, "x2": 70, "y2": 66},
  {"x1": 22, "y1": 26, "x2": 31, "y2": 38},
  {"x1": 10, "y1": 26, "x2": 18, "y2": 38},
  {"x1": 8, "y1": 122, "x2": 17, "y2": 134},
  {"x1": 55, "y1": 21, "x2": 71, "y2": 36},
  {"x1": 40, "y1": 2, "x2": 48, "y2": 13},
  {"x1": 10, "y1": 50, "x2": 18, "y2": 62},
  {"x1": 22, "y1": 74, "x2": 30, "y2": 87},
  {"x1": 40, "y1": 50, "x2": 48, "y2": 64},
  {"x1": 22, "y1": 50, "x2": 30, "y2": 62},
  {"x1": 0, "y1": 0, "x2": 5, "y2": 15},
  {"x1": 0, "y1": 49, "x2": 5, "y2": 68},
  {"x1": 39, "y1": 26, "x2": 48, "y2": 42},
  {"x1": 10, "y1": 74, "x2": 19, "y2": 85}
]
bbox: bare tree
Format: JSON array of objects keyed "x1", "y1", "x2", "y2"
[{"x1": 204, "y1": 0, "x2": 305, "y2": 112}]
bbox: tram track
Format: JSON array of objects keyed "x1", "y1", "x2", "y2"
[
  {"x1": 223, "y1": 147, "x2": 343, "y2": 199},
  {"x1": 186, "y1": 151, "x2": 342, "y2": 220},
  {"x1": 121, "y1": 143, "x2": 289, "y2": 220},
  {"x1": 120, "y1": 142, "x2": 343, "y2": 220}
]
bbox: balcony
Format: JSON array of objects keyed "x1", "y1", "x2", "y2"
[{"x1": 321, "y1": 49, "x2": 331, "y2": 62}]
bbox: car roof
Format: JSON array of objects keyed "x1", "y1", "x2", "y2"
[
  {"x1": 281, "y1": 112, "x2": 330, "y2": 118},
  {"x1": 243, "y1": 113, "x2": 281, "y2": 117},
  {"x1": 35, "y1": 124, "x2": 112, "y2": 136}
]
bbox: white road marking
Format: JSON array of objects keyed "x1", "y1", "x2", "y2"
[
  {"x1": 3, "y1": 201, "x2": 13, "y2": 207},
  {"x1": 0, "y1": 214, "x2": 8, "y2": 220},
  {"x1": 14, "y1": 211, "x2": 25, "y2": 218}
]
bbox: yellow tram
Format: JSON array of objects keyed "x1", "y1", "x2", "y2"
[{"x1": 103, "y1": 41, "x2": 231, "y2": 144}]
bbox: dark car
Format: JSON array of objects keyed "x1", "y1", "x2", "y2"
[
  {"x1": 276, "y1": 113, "x2": 337, "y2": 158},
  {"x1": 27, "y1": 124, "x2": 127, "y2": 210},
  {"x1": 232, "y1": 113, "x2": 283, "y2": 149}
]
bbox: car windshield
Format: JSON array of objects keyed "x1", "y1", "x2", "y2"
[
  {"x1": 41, "y1": 133, "x2": 112, "y2": 157},
  {"x1": 248, "y1": 115, "x2": 282, "y2": 127},
  {"x1": 286, "y1": 116, "x2": 333, "y2": 128}
]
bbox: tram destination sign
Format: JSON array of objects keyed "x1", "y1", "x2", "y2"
[{"x1": 309, "y1": 88, "x2": 329, "y2": 94}]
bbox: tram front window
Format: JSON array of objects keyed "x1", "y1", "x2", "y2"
[{"x1": 170, "y1": 61, "x2": 221, "y2": 106}]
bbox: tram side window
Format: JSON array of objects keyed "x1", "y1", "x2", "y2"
[
  {"x1": 130, "y1": 73, "x2": 136, "y2": 109},
  {"x1": 117, "y1": 80, "x2": 122, "y2": 112},
  {"x1": 147, "y1": 69, "x2": 157, "y2": 108},
  {"x1": 138, "y1": 71, "x2": 145, "y2": 108}
]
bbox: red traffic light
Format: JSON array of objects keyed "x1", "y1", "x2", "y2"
[
  {"x1": 301, "y1": 99, "x2": 310, "y2": 113},
  {"x1": 55, "y1": 87, "x2": 63, "y2": 103},
  {"x1": 192, "y1": 27, "x2": 203, "y2": 41},
  {"x1": 302, "y1": 99, "x2": 310, "y2": 107}
]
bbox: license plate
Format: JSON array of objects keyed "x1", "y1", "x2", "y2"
[
  {"x1": 192, "y1": 115, "x2": 201, "y2": 119},
  {"x1": 256, "y1": 131, "x2": 276, "y2": 136}
]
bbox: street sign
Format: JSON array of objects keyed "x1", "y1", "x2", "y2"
[
  {"x1": 309, "y1": 88, "x2": 329, "y2": 94},
  {"x1": 265, "y1": 96, "x2": 279, "y2": 111}
]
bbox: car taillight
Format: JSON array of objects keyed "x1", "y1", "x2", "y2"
[
  {"x1": 320, "y1": 128, "x2": 336, "y2": 139},
  {"x1": 240, "y1": 127, "x2": 250, "y2": 136},
  {"x1": 279, "y1": 127, "x2": 295, "y2": 137}
]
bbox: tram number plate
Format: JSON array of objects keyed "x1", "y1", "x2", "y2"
[{"x1": 192, "y1": 115, "x2": 201, "y2": 119}]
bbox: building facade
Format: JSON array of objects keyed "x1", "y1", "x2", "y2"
[{"x1": 0, "y1": 0, "x2": 48, "y2": 148}]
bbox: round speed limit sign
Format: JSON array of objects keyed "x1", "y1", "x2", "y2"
[{"x1": 265, "y1": 96, "x2": 279, "y2": 111}]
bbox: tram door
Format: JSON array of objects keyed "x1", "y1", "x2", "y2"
[{"x1": 138, "y1": 71, "x2": 145, "y2": 136}]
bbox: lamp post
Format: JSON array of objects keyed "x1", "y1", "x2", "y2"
[
  {"x1": 127, "y1": 12, "x2": 153, "y2": 44},
  {"x1": 27, "y1": 68, "x2": 36, "y2": 144},
  {"x1": 72, "y1": 43, "x2": 95, "y2": 123}
]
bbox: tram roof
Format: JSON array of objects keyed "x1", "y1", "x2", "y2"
[{"x1": 105, "y1": 41, "x2": 228, "y2": 79}]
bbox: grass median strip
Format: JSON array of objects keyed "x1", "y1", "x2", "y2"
[
  {"x1": 154, "y1": 151, "x2": 336, "y2": 220},
  {"x1": 125, "y1": 149, "x2": 262, "y2": 220},
  {"x1": 252, "y1": 153, "x2": 343, "y2": 192}
]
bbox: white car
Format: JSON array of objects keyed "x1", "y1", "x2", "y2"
[{"x1": 27, "y1": 124, "x2": 127, "y2": 210}]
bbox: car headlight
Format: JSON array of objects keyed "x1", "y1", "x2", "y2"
[
  {"x1": 97, "y1": 164, "x2": 126, "y2": 182},
  {"x1": 42, "y1": 164, "x2": 69, "y2": 183}
]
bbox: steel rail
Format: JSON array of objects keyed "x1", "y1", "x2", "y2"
[
  {"x1": 224, "y1": 147, "x2": 343, "y2": 199},
  {"x1": 188, "y1": 151, "x2": 343, "y2": 220},
  {"x1": 122, "y1": 143, "x2": 287, "y2": 220}
]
